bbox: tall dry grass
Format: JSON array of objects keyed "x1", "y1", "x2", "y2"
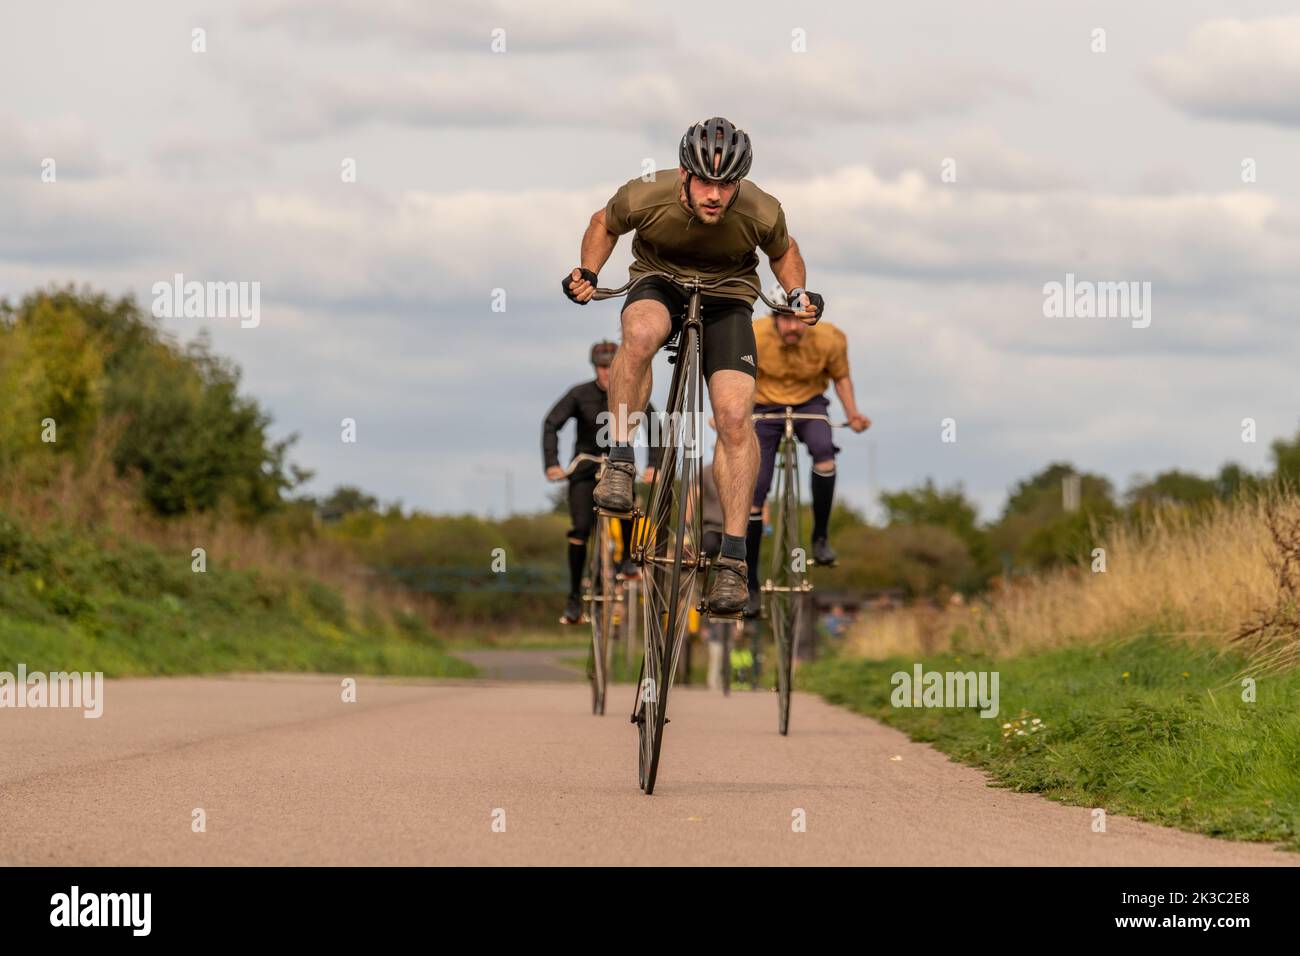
[
  {"x1": 0, "y1": 427, "x2": 437, "y2": 625},
  {"x1": 846, "y1": 490, "x2": 1300, "y2": 670}
]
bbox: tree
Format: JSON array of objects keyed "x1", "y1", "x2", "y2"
[
  {"x1": 881, "y1": 478, "x2": 979, "y2": 534},
  {"x1": 320, "y1": 486, "x2": 380, "y2": 519},
  {"x1": 1126, "y1": 470, "x2": 1217, "y2": 508},
  {"x1": 2, "y1": 287, "x2": 303, "y2": 518},
  {"x1": 991, "y1": 462, "x2": 1117, "y2": 571},
  {"x1": 879, "y1": 478, "x2": 989, "y2": 580},
  {"x1": 1002, "y1": 462, "x2": 1114, "y2": 518},
  {"x1": 1215, "y1": 462, "x2": 1261, "y2": 500},
  {"x1": 1270, "y1": 428, "x2": 1300, "y2": 486}
]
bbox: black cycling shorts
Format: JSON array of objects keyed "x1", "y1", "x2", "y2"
[{"x1": 622, "y1": 275, "x2": 757, "y2": 380}]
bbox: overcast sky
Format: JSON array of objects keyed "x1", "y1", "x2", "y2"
[{"x1": 3, "y1": 0, "x2": 1299, "y2": 520}]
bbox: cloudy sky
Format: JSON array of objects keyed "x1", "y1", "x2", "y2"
[{"x1": 3, "y1": 0, "x2": 1298, "y2": 520}]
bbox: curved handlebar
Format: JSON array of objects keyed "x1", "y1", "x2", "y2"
[
  {"x1": 592, "y1": 272, "x2": 801, "y2": 315},
  {"x1": 549, "y1": 452, "x2": 605, "y2": 482},
  {"x1": 752, "y1": 412, "x2": 852, "y2": 428}
]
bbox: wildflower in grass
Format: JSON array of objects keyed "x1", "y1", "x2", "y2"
[{"x1": 1001, "y1": 711, "x2": 1048, "y2": 743}]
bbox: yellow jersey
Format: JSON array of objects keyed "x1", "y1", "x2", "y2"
[{"x1": 753, "y1": 317, "x2": 849, "y2": 406}]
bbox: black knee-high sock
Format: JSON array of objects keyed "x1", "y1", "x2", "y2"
[
  {"x1": 811, "y1": 467, "x2": 836, "y2": 541},
  {"x1": 746, "y1": 513, "x2": 764, "y2": 592},
  {"x1": 568, "y1": 540, "x2": 587, "y2": 597}
]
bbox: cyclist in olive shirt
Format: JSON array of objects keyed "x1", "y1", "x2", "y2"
[{"x1": 561, "y1": 116, "x2": 826, "y2": 615}]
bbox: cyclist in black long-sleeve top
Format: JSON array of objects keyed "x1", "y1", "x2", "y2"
[{"x1": 543, "y1": 341, "x2": 660, "y2": 624}]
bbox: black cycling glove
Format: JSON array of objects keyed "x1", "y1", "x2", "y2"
[
  {"x1": 789, "y1": 287, "x2": 825, "y2": 323},
  {"x1": 562, "y1": 268, "x2": 599, "y2": 304}
]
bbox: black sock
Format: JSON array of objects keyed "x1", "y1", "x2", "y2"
[
  {"x1": 618, "y1": 518, "x2": 634, "y2": 559},
  {"x1": 568, "y1": 540, "x2": 587, "y2": 597},
  {"x1": 811, "y1": 467, "x2": 836, "y2": 541},
  {"x1": 609, "y1": 443, "x2": 634, "y2": 463},
  {"x1": 745, "y1": 513, "x2": 763, "y2": 591},
  {"x1": 720, "y1": 533, "x2": 746, "y2": 562}
]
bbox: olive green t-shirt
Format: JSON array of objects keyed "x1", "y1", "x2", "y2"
[{"x1": 603, "y1": 171, "x2": 790, "y2": 305}]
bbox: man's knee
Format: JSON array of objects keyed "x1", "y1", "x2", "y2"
[
  {"x1": 812, "y1": 460, "x2": 836, "y2": 476},
  {"x1": 619, "y1": 303, "x2": 670, "y2": 361},
  {"x1": 713, "y1": 404, "x2": 753, "y2": 445},
  {"x1": 708, "y1": 370, "x2": 754, "y2": 443}
]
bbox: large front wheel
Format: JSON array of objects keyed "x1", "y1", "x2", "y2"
[{"x1": 631, "y1": 324, "x2": 704, "y2": 794}]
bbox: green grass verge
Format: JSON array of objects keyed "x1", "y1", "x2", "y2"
[
  {"x1": 801, "y1": 634, "x2": 1300, "y2": 851},
  {"x1": 0, "y1": 513, "x2": 475, "y2": 678}
]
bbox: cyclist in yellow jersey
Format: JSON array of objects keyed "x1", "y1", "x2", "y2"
[{"x1": 745, "y1": 309, "x2": 871, "y2": 611}]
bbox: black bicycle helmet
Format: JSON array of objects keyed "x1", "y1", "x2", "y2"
[
  {"x1": 679, "y1": 116, "x2": 752, "y2": 183},
  {"x1": 590, "y1": 340, "x2": 617, "y2": 367}
]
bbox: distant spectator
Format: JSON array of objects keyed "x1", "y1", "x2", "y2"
[{"x1": 822, "y1": 603, "x2": 850, "y2": 640}]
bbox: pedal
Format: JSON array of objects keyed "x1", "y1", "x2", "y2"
[
  {"x1": 594, "y1": 507, "x2": 635, "y2": 520},
  {"x1": 706, "y1": 610, "x2": 744, "y2": 622}
]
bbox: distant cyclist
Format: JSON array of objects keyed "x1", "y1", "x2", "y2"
[
  {"x1": 543, "y1": 340, "x2": 659, "y2": 625},
  {"x1": 562, "y1": 116, "x2": 825, "y2": 615},
  {"x1": 745, "y1": 306, "x2": 870, "y2": 612}
]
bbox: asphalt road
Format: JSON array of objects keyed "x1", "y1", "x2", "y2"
[{"x1": 1, "y1": 670, "x2": 1294, "y2": 865}]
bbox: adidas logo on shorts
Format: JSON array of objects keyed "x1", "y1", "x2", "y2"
[{"x1": 741, "y1": 354, "x2": 755, "y2": 366}]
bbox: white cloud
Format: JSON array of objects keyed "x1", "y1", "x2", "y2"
[
  {"x1": 1147, "y1": 16, "x2": 1300, "y2": 127},
  {"x1": 774, "y1": 166, "x2": 1298, "y2": 291},
  {"x1": 234, "y1": 45, "x2": 1026, "y2": 141}
]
